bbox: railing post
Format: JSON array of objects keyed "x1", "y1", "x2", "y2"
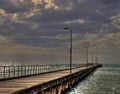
[
  {"x1": 34, "y1": 65, "x2": 35, "y2": 74},
  {"x1": 34, "y1": 65, "x2": 37, "y2": 74},
  {"x1": 39, "y1": 65, "x2": 40, "y2": 73},
  {"x1": 36, "y1": 65, "x2": 38, "y2": 74},
  {"x1": 23, "y1": 66, "x2": 24, "y2": 76},
  {"x1": 32, "y1": 65, "x2": 33, "y2": 74},
  {"x1": 30, "y1": 65, "x2": 32, "y2": 74},
  {"x1": 42, "y1": 65, "x2": 44, "y2": 72},
  {"x1": 31, "y1": 65, "x2": 32, "y2": 74},
  {"x1": 37, "y1": 65, "x2": 39, "y2": 74},
  {"x1": 8, "y1": 66, "x2": 10, "y2": 78},
  {"x1": 39, "y1": 65, "x2": 41, "y2": 73},
  {"x1": 29, "y1": 65, "x2": 30, "y2": 75},
  {"x1": 28, "y1": 65, "x2": 30, "y2": 75},
  {"x1": 35, "y1": 65, "x2": 36, "y2": 74},
  {"x1": 3, "y1": 66, "x2": 5, "y2": 79},
  {"x1": 0, "y1": 64, "x2": 83, "y2": 80},
  {"x1": 21, "y1": 66, "x2": 22, "y2": 76},
  {"x1": 44, "y1": 65, "x2": 46, "y2": 72},
  {"x1": 37, "y1": 65, "x2": 38, "y2": 74},
  {"x1": 35, "y1": 65, "x2": 37, "y2": 74},
  {"x1": 13, "y1": 66, "x2": 15, "y2": 77},
  {"x1": 28, "y1": 65, "x2": 29, "y2": 75},
  {"x1": 24, "y1": 65, "x2": 26, "y2": 76},
  {"x1": 17, "y1": 66, "x2": 19, "y2": 77}
]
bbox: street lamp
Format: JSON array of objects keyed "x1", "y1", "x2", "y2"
[
  {"x1": 91, "y1": 52, "x2": 94, "y2": 64},
  {"x1": 84, "y1": 41, "x2": 90, "y2": 67},
  {"x1": 64, "y1": 27, "x2": 72, "y2": 73}
]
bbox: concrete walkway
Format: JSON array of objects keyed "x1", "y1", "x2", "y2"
[{"x1": 0, "y1": 65, "x2": 94, "y2": 94}]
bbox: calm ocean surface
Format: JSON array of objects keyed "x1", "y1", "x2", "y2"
[{"x1": 65, "y1": 64, "x2": 120, "y2": 94}]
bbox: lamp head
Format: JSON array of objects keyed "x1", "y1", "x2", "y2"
[{"x1": 64, "y1": 27, "x2": 69, "y2": 29}]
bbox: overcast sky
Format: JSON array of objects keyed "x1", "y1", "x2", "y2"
[{"x1": 0, "y1": 0, "x2": 120, "y2": 65}]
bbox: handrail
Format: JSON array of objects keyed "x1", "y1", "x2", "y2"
[{"x1": 0, "y1": 64, "x2": 85, "y2": 80}]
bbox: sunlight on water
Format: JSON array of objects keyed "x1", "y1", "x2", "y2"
[{"x1": 65, "y1": 64, "x2": 120, "y2": 94}]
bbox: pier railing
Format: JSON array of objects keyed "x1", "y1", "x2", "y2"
[{"x1": 0, "y1": 64, "x2": 83, "y2": 80}]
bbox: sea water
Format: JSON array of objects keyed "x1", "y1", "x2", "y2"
[{"x1": 65, "y1": 64, "x2": 120, "y2": 94}]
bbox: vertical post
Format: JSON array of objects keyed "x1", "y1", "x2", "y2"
[
  {"x1": 18, "y1": 66, "x2": 19, "y2": 77},
  {"x1": 36, "y1": 65, "x2": 38, "y2": 74},
  {"x1": 37, "y1": 65, "x2": 38, "y2": 74},
  {"x1": 32, "y1": 65, "x2": 34, "y2": 74},
  {"x1": 28, "y1": 65, "x2": 29, "y2": 75},
  {"x1": 21, "y1": 66, "x2": 22, "y2": 76},
  {"x1": 95, "y1": 56, "x2": 99, "y2": 65},
  {"x1": 3, "y1": 66, "x2": 5, "y2": 79},
  {"x1": 84, "y1": 41, "x2": 90, "y2": 68},
  {"x1": 24, "y1": 65, "x2": 26, "y2": 76},
  {"x1": 8, "y1": 66, "x2": 11, "y2": 78},
  {"x1": 29, "y1": 65, "x2": 31, "y2": 75},
  {"x1": 35, "y1": 65, "x2": 37, "y2": 74},
  {"x1": 38, "y1": 65, "x2": 40, "y2": 73},
  {"x1": 31, "y1": 65, "x2": 33, "y2": 74},
  {"x1": 33, "y1": 65, "x2": 35, "y2": 74},
  {"x1": 43, "y1": 65, "x2": 45, "y2": 72},
  {"x1": 92, "y1": 52, "x2": 94, "y2": 64},
  {"x1": 70, "y1": 29, "x2": 72, "y2": 73},
  {"x1": 87, "y1": 46, "x2": 89, "y2": 67},
  {"x1": 112, "y1": 88, "x2": 115, "y2": 94},
  {"x1": 64, "y1": 28, "x2": 72, "y2": 73},
  {"x1": 13, "y1": 66, "x2": 15, "y2": 77}
]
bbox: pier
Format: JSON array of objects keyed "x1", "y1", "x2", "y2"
[{"x1": 0, "y1": 64, "x2": 102, "y2": 94}]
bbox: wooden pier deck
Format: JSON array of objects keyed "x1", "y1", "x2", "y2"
[{"x1": 0, "y1": 65, "x2": 97, "y2": 94}]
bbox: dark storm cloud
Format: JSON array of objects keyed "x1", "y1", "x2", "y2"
[
  {"x1": 98, "y1": 0, "x2": 120, "y2": 5},
  {"x1": 14, "y1": 36, "x2": 68, "y2": 47},
  {"x1": 0, "y1": 0, "x2": 34, "y2": 13},
  {"x1": 4, "y1": 27, "x2": 66, "y2": 47},
  {"x1": 0, "y1": 0, "x2": 120, "y2": 64},
  {"x1": 0, "y1": 0, "x2": 120, "y2": 48},
  {"x1": 27, "y1": 0, "x2": 101, "y2": 22},
  {"x1": 23, "y1": 0, "x2": 119, "y2": 35}
]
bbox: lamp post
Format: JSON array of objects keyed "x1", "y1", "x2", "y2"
[
  {"x1": 84, "y1": 41, "x2": 89, "y2": 67},
  {"x1": 92, "y1": 52, "x2": 94, "y2": 64},
  {"x1": 86, "y1": 45, "x2": 89, "y2": 66},
  {"x1": 64, "y1": 27, "x2": 72, "y2": 73},
  {"x1": 95, "y1": 56, "x2": 99, "y2": 64}
]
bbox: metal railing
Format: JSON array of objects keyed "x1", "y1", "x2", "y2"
[{"x1": 0, "y1": 64, "x2": 82, "y2": 80}]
